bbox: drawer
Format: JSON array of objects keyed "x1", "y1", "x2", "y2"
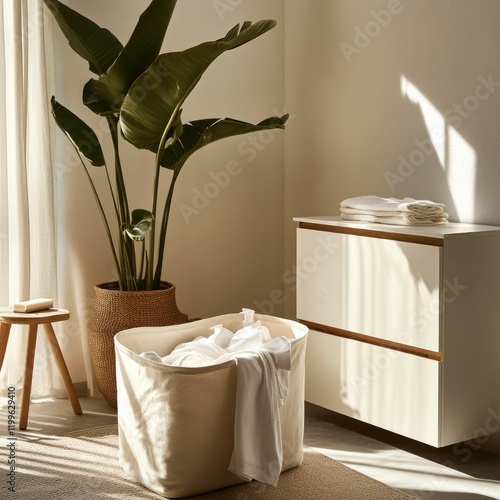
[
  {"x1": 296, "y1": 228, "x2": 441, "y2": 352},
  {"x1": 305, "y1": 330, "x2": 441, "y2": 446}
]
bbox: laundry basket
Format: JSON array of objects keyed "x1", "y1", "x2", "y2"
[{"x1": 114, "y1": 313, "x2": 308, "y2": 498}]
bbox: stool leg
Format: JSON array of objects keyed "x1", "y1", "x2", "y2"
[
  {"x1": 42, "y1": 323, "x2": 82, "y2": 416},
  {"x1": 19, "y1": 324, "x2": 38, "y2": 430},
  {"x1": 0, "y1": 323, "x2": 12, "y2": 371}
]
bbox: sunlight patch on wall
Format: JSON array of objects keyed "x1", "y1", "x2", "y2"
[
  {"x1": 400, "y1": 76, "x2": 446, "y2": 167},
  {"x1": 446, "y1": 127, "x2": 476, "y2": 221},
  {"x1": 400, "y1": 76, "x2": 476, "y2": 221}
]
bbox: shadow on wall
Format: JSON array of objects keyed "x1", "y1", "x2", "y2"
[
  {"x1": 289, "y1": 0, "x2": 500, "y2": 225},
  {"x1": 366, "y1": 0, "x2": 500, "y2": 224}
]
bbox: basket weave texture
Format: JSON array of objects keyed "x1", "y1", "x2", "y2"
[{"x1": 88, "y1": 281, "x2": 188, "y2": 407}]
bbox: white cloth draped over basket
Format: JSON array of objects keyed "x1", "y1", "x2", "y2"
[{"x1": 114, "y1": 313, "x2": 308, "y2": 499}]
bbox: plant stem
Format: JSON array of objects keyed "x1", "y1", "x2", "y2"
[
  {"x1": 153, "y1": 164, "x2": 183, "y2": 289},
  {"x1": 138, "y1": 239, "x2": 147, "y2": 285},
  {"x1": 102, "y1": 149, "x2": 121, "y2": 230},
  {"x1": 107, "y1": 116, "x2": 130, "y2": 223},
  {"x1": 107, "y1": 116, "x2": 136, "y2": 290},
  {"x1": 146, "y1": 108, "x2": 182, "y2": 290},
  {"x1": 71, "y1": 144, "x2": 121, "y2": 278}
]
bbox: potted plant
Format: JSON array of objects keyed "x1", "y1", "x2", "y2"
[{"x1": 44, "y1": 0, "x2": 288, "y2": 406}]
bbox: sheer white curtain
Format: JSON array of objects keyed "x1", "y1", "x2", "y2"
[{"x1": 0, "y1": 0, "x2": 66, "y2": 399}]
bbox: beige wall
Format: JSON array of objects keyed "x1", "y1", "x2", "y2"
[
  {"x1": 54, "y1": 0, "x2": 500, "y2": 384},
  {"x1": 284, "y1": 0, "x2": 500, "y2": 317}
]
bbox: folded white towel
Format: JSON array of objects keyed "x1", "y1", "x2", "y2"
[
  {"x1": 340, "y1": 207, "x2": 443, "y2": 218},
  {"x1": 340, "y1": 196, "x2": 445, "y2": 213},
  {"x1": 340, "y1": 212, "x2": 448, "y2": 226},
  {"x1": 340, "y1": 196, "x2": 448, "y2": 226}
]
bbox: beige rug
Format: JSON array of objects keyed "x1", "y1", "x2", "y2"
[{"x1": 14, "y1": 425, "x2": 414, "y2": 499}]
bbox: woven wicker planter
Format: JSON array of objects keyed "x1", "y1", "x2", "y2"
[{"x1": 88, "y1": 281, "x2": 188, "y2": 407}]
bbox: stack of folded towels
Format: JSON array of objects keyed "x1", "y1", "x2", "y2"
[{"x1": 340, "y1": 195, "x2": 448, "y2": 226}]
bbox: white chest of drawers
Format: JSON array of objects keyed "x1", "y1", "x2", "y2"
[{"x1": 295, "y1": 216, "x2": 500, "y2": 447}]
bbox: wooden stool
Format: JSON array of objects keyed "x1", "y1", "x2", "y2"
[{"x1": 0, "y1": 307, "x2": 82, "y2": 430}]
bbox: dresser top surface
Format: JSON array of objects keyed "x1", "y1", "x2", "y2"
[{"x1": 294, "y1": 216, "x2": 500, "y2": 239}]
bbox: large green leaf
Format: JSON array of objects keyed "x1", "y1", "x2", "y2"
[
  {"x1": 50, "y1": 97, "x2": 105, "y2": 167},
  {"x1": 83, "y1": 0, "x2": 177, "y2": 116},
  {"x1": 155, "y1": 115, "x2": 288, "y2": 171},
  {"x1": 120, "y1": 20, "x2": 277, "y2": 150},
  {"x1": 82, "y1": 79, "x2": 119, "y2": 116},
  {"x1": 43, "y1": 0, "x2": 122, "y2": 76}
]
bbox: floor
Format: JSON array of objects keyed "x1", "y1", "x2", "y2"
[
  {"x1": 1, "y1": 397, "x2": 500, "y2": 499},
  {"x1": 304, "y1": 403, "x2": 500, "y2": 500}
]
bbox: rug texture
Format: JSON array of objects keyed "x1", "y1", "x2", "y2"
[{"x1": 12, "y1": 424, "x2": 414, "y2": 499}]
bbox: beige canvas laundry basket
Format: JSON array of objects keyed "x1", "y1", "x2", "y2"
[{"x1": 114, "y1": 313, "x2": 308, "y2": 498}]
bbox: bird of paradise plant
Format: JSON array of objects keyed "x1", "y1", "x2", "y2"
[{"x1": 44, "y1": 0, "x2": 288, "y2": 291}]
